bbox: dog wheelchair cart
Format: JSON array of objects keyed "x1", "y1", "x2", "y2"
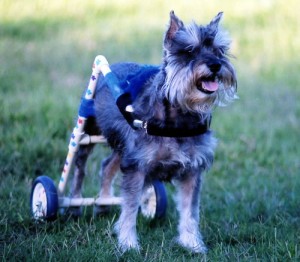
[{"x1": 30, "y1": 56, "x2": 167, "y2": 221}]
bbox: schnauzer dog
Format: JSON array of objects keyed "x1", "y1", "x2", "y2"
[{"x1": 71, "y1": 11, "x2": 237, "y2": 253}]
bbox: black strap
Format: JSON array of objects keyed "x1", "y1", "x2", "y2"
[
  {"x1": 115, "y1": 92, "x2": 211, "y2": 137},
  {"x1": 116, "y1": 93, "x2": 137, "y2": 129},
  {"x1": 146, "y1": 117, "x2": 211, "y2": 137}
]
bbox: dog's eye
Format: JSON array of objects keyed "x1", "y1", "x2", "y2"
[
  {"x1": 185, "y1": 46, "x2": 200, "y2": 55},
  {"x1": 177, "y1": 49, "x2": 192, "y2": 57},
  {"x1": 177, "y1": 47, "x2": 195, "y2": 57}
]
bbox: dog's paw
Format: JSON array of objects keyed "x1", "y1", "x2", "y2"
[
  {"x1": 118, "y1": 238, "x2": 140, "y2": 254},
  {"x1": 177, "y1": 232, "x2": 207, "y2": 254},
  {"x1": 114, "y1": 221, "x2": 140, "y2": 253},
  {"x1": 60, "y1": 207, "x2": 82, "y2": 219},
  {"x1": 118, "y1": 230, "x2": 140, "y2": 253},
  {"x1": 93, "y1": 205, "x2": 111, "y2": 217}
]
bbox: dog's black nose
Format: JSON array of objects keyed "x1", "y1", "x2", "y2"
[{"x1": 208, "y1": 62, "x2": 221, "y2": 73}]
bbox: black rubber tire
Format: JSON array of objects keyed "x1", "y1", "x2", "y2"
[
  {"x1": 152, "y1": 180, "x2": 167, "y2": 218},
  {"x1": 140, "y1": 180, "x2": 167, "y2": 219},
  {"x1": 30, "y1": 176, "x2": 58, "y2": 221}
]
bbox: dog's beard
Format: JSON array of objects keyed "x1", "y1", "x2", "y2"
[{"x1": 162, "y1": 61, "x2": 237, "y2": 113}]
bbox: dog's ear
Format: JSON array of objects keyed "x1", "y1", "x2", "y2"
[
  {"x1": 208, "y1": 12, "x2": 223, "y2": 35},
  {"x1": 165, "y1": 11, "x2": 184, "y2": 44}
]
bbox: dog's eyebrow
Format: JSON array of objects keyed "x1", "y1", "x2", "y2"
[
  {"x1": 184, "y1": 22, "x2": 202, "y2": 45},
  {"x1": 173, "y1": 25, "x2": 202, "y2": 52}
]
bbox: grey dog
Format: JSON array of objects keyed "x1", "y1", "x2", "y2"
[{"x1": 71, "y1": 11, "x2": 237, "y2": 253}]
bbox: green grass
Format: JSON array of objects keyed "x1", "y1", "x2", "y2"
[{"x1": 1, "y1": 0, "x2": 300, "y2": 261}]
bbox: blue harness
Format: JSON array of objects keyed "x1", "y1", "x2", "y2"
[{"x1": 78, "y1": 66, "x2": 159, "y2": 118}]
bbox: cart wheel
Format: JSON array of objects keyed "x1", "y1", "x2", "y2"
[
  {"x1": 140, "y1": 180, "x2": 167, "y2": 219},
  {"x1": 30, "y1": 176, "x2": 58, "y2": 221}
]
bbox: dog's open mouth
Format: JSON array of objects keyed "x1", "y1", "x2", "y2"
[{"x1": 196, "y1": 77, "x2": 219, "y2": 94}]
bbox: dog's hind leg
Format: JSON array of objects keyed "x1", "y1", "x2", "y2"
[
  {"x1": 68, "y1": 117, "x2": 99, "y2": 217},
  {"x1": 114, "y1": 169, "x2": 145, "y2": 253},
  {"x1": 94, "y1": 151, "x2": 120, "y2": 216},
  {"x1": 174, "y1": 172, "x2": 207, "y2": 253},
  {"x1": 68, "y1": 144, "x2": 94, "y2": 217}
]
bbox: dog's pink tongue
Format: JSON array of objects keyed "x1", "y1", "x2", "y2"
[{"x1": 202, "y1": 81, "x2": 219, "y2": 92}]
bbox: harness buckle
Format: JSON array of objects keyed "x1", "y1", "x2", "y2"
[{"x1": 133, "y1": 119, "x2": 147, "y2": 130}]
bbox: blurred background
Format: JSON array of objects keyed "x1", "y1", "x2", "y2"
[{"x1": 0, "y1": 0, "x2": 299, "y2": 260}]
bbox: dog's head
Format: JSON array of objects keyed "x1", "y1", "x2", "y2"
[{"x1": 162, "y1": 11, "x2": 237, "y2": 113}]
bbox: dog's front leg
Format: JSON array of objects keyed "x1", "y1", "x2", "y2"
[
  {"x1": 175, "y1": 172, "x2": 207, "y2": 253},
  {"x1": 114, "y1": 170, "x2": 145, "y2": 253}
]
